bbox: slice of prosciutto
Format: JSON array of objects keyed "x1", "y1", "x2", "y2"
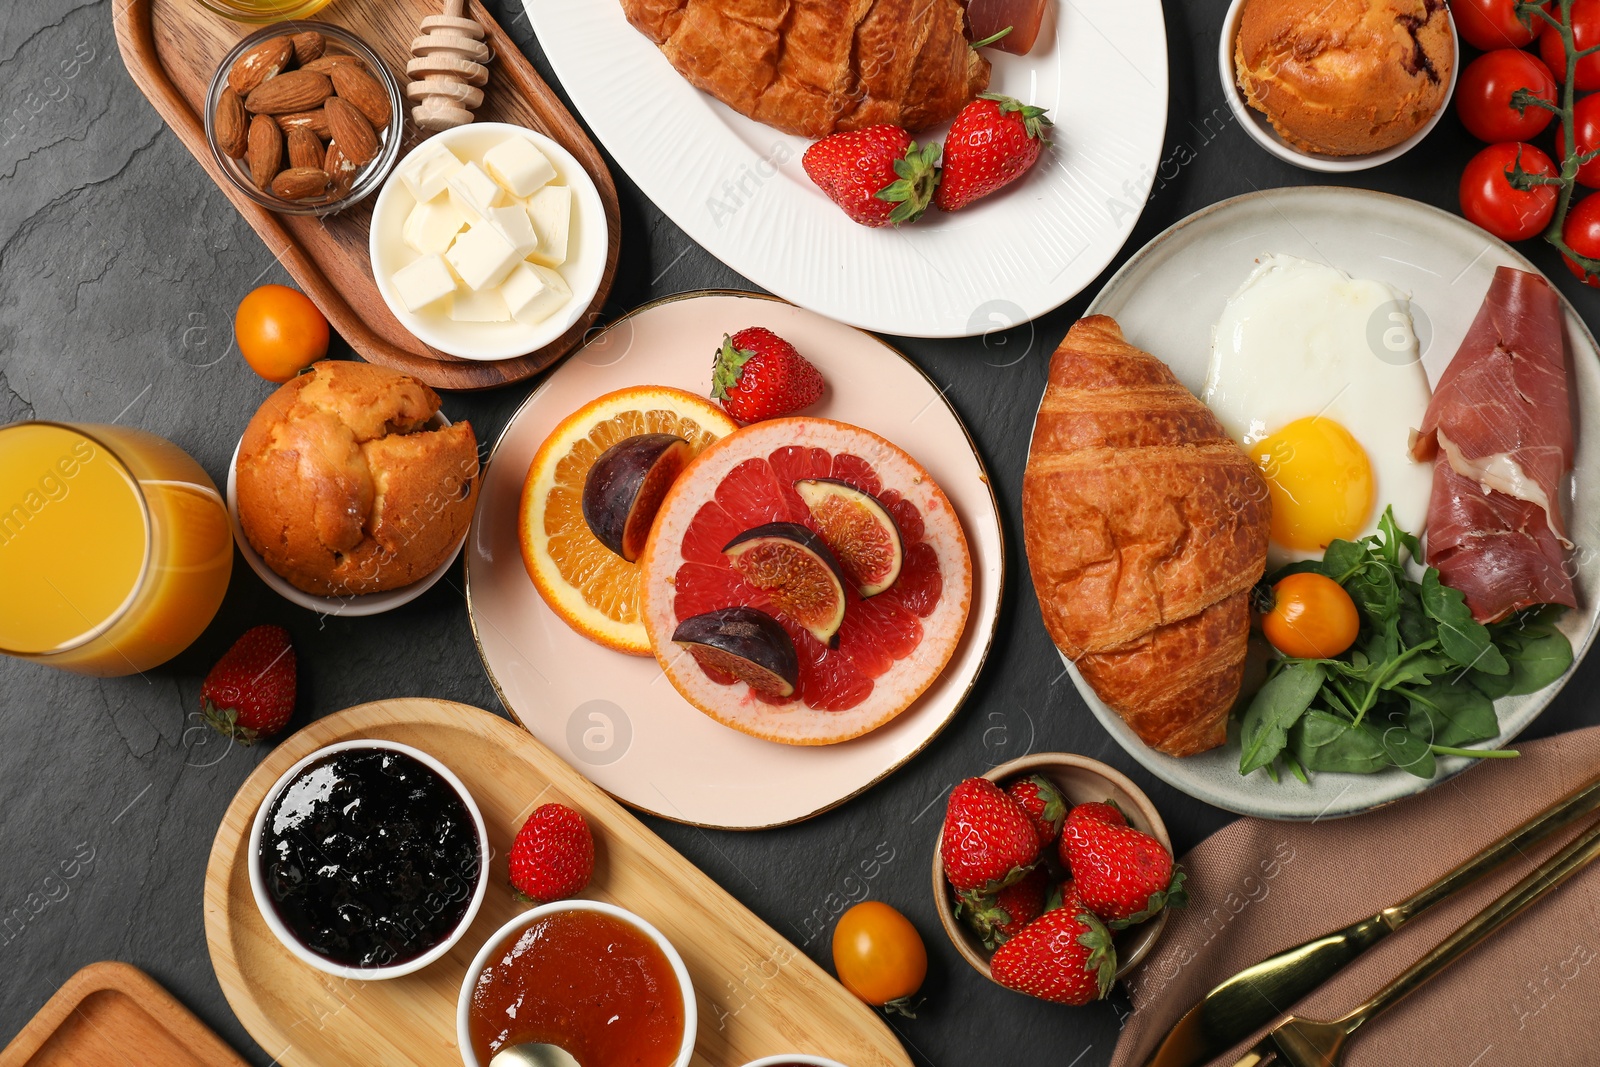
[{"x1": 1410, "y1": 266, "x2": 1576, "y2": 623}]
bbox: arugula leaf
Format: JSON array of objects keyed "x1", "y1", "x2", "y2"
[
  {"x1": 1379, "y1": 505, "x2": 1422, "y2": 563},
  {"x1": 1501, "y1": 623, "x2": 1574, "y2": 695},
  {"x1": 1421, "y1": 570, "x2": 1509, "y2": 675},
  {"x1": 1290, "y1": 712, "x2": 1391, "y2": 774},
  {"x1": 1239, "y1": 661, "x2": 1325, "y2": 776},
  {"x1": 1401, "y1": 679, "x2": 1499, "y2": 747},
  {"x1": 1319, "y1": 539, "x2": 1369, "y2": 582}
]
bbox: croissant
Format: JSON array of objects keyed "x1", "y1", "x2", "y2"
[
  {"x1": 1022, "y1": 317, "x2": 1271, "y2": 757},
  {"x1": 619, "y1": 0, "x2": 990, "y2": 139}
]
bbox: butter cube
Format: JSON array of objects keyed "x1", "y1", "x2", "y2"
[
  {"x1": 483, "y1": 137, "x2": 557, "y2": 198},
  {"x1": 399, "y1": 142, "x2": 464, "y2": 203},
  {"x1": 447, "y1": 162, "x2": 504, "y2": 223},
  {"x1": 403, "y1": 197, "x2": 469, "y2": 255},
  {"x1": 526, "y1": 185, "x2": 571, "y2": 268},
  {"x1": 501, "y1": 263, "x2": 571, "y2": 326},
  {"x1": 390, "y1": 254, "x2": 457, "y2": 313},
  {"x1": 489, "y1": 205, "x2": 539, "y2": 259},
  {"x1": 450, "y1": 287, "x2": 511, "y2": 322},
  {"x1": 446, "y1": 221, "x2": 521, "y2": 291}
]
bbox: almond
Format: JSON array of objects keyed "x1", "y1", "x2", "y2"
[
  {"x1": 290, "y1": 31, "x2": 325, "y2": 66},
  {"x1": 287, "y1": 126, "x2": 323, "y2": 170},
  {"x1": 329, "y1": 64, "x2": 391, "y2": 131},
  {"x1": 325, "y1": 141, "x2": 358, "y2": 196},
  {"x1": 246, "y1": 114, "x2": 283, "y2": 191},
  {"x1": 244, "y1": 70, "x2": 332, "y2": 115},
  {"x1": 276, "y1": 109, "x2": 331, "y2": 139},
  {"x1": 215, "y1": 86, "x2": 248, "y2": 158},
  {"x1": 325, "y1": 96, "x2": 378, "y2": 168},
  {"x1": 228, "y1": 36, "x2": 292, "y2": 95},
  {"x1": 300, "y1": 53, "x2": 366, "y2": 76},
  {"x1": 271, "y1": 167, "x2": 331, "y2": 201}
]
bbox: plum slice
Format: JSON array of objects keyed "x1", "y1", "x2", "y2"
[
  {"x1": 582, "y1": 433, "x2": 693, "y2": 562},
  {"x1": 672, "y1": 607, "x2": 800, "y2": 698},
  {"x1": 795, "y1": 478, "x2": 904, "y2": 597},
  {"x1": 722, "y1": 522, "x2": 848, "y2": 647}
]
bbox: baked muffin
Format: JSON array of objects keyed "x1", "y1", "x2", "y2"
[
  {"x1": 236, "y1": 361, "x2": 480, "y2": 597},
  {"x1": 1235, "y1": 0, "x2": 1453, "y2": 156}
]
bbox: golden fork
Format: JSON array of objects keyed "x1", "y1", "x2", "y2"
[{"x1": 1231, "y1": 816, "x2": 1600, "y2": 1067}]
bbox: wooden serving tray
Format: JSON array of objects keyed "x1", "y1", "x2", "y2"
[
  {"x1": 204, "y1": 699, "x2": 912, "y2": 1067},
  {"x1": 112, "y1": 0, "x2": 621, "y2": 391},
  {"x1": 0, "y1": 961, "x2": 248, "y2": 1067}
]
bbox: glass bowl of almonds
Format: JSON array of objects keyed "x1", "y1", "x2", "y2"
[{"x1": 204, "y1": 22, "x2": 404, "y2": 216}]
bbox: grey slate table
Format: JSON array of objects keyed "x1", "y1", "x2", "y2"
[{"x1": 4, "y1": 1, "x2": 1599, "y2": 1063}]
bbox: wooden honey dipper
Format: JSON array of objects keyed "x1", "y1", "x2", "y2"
[{"x1": 407, "y1": 0, "x2": 491, "y2": 131}]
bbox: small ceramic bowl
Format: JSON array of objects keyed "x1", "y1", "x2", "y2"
[
  {"x1": 931, "y1": 752, "x2": 1173, "y2": 984},
  {"x1": 249, "y1": 739, "x2": 491, "y2": 980},
  {"x1": 225, "y1": 412, "x2": 466, "y2": 616},
  {"x1": 456, "y1": 900, "x2": 698, "y2": 1067},
  {"x1": 1217, "y1": 0, "x2": 1459, "y2": 172},
  {"x1": 204, "y1": 22, "x2": 405, "y2": 215},
  {"x1": 369, "y1": 122, "x2": 609, "y2": 361},
  {"x1": 738, "y1": 1057, "x2": 851, "y2": 1067}
]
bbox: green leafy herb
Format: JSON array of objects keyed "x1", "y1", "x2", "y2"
[{"x1": 1237, "y1": 508, "x2": 1572, "y2": 783}]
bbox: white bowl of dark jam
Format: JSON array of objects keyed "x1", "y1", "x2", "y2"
[{"x1": 249, "y1": 739, "x2": 490, "y2": 980}]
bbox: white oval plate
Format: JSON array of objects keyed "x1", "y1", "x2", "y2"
[
  {"x1": 465, "y1": 292, "x2": 1004, "y2": 829},
  {"x1": 518, "y1": 0, "x2": 1168, "y2": 338},
  {"x1": 1057, "y1": 186, "x2": 1600, "y2": 819}
]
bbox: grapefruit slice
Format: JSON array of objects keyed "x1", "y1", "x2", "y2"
[
  {"x1": 520, "y1": 386, "x2": 739, "y2": 655},
  {"x1": 639, "y1": 417, "x2": 973, "y2": 745}
]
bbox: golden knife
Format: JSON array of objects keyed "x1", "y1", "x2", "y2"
[
  {"x1": 1229, "y1": 815, "x2": 1600, "y2": 1067},
  {"x1": 1141, "y1": 770, "x2": 1600, "y2": 1067}
]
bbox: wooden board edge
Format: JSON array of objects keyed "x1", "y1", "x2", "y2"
[{"x1": 202, "y1": 698, "x2": 912, "y2": 1067}]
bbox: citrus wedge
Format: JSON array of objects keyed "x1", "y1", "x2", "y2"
[
  {"x1": 639, "y1": 417, "x2": 973, "y2": 745},
  {"x1": 519, "y1": 386, "x2": 738, "y2": 654}
]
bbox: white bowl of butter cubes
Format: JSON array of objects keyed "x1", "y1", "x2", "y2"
[{"x1": 369, "y1": 123, "x2": 607, "y2": 361}]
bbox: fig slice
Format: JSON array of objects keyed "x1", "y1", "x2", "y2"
[
  {"x1": 672, "y1": 606, "x2": 800, "y2": 698},
  {"x1": 722, "y1": 521, "x2": 848, "y2": 647},
  {"x1": 794, "y1": 478, "x2": 904, "y2": 597},
  {"x1": 582, "y1": 433, "x2": 693, "y2": 562}
]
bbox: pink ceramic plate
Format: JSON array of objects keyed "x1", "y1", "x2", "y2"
[{"x1": 465, "y1": 292, "x2": 1003, "y2": 829}]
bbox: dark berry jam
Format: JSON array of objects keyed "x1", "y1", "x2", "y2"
[{"x1": 258, "y1": 747, "x2": 480, "y2": 969}]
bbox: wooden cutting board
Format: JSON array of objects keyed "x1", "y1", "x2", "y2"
[
  {"x1": 0, "y1": 961, "x2": 248, "y2": 1067},
  {"x1": 204, "y1": 698, "x2": 912, "y2": 1067},
  {"x1": 112, "y1": 0, "x2": 622, "y2": 391}
]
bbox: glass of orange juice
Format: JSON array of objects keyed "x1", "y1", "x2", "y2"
[{"x1": 0, "y1": 422, "x2": 233, "y2": 677}]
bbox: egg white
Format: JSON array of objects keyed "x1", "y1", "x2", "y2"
[{"x1": 1204, "y1": 254, "x2": 1433, "y2": 568}]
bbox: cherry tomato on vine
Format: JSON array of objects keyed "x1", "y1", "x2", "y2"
[
  {"x1": 1452, "y1": 0, "x2": 1550, "y2": 50},
  {"x1": 1561, "y1": 193, "x2": 1600, "y2": 286},
  {"x1": 1456, "y1": 50, "x2": 1557, "y2": 143},
  {"x1": 1560, "y1": 93, "x2": 1600, "y2": 188},
  {"x1": 235, "y1": 284, "x2": 329, "y2": 382},
  {"x1": 1540, "y1": 0, "x2": 1600, "y2": 90},
  {"x1": 832, "y1": 902, "x2": 927, "y2": 1015},
  {"x1": 1459, "y1": 142, "x2": 1558, "y2": 242},
  {"x1": 1260, "y1": 573, "x2": 1360, "y2": 660}
]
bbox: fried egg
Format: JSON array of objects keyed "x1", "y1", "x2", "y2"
[{"x1": 1204, "y1": 254, "x2": 1433, "y2": 568}]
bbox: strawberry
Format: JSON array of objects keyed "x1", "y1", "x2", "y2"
[
  {"x1": 199, "y1": 625, "x2": 295, "y2": 744},
  {"x1": 1006, "y1": 774, "x2": 1069, "y2": 848},
  {"x1": 711, "y1": 327, "x2": 825, "y2": 424},
  {"x1": 1046, "y1": 877, "x2": 1082, "y2": 913},
  {"x1": 989, "y1": 904, "x2": 1117, "y2": 1005},
  {"x1": 1062, "y1": 816, "x2": 1186, "y2": 928},
  {"x1": 940, "y1": 777, "x2": 1041, "y2": 892},
  {"x1": 958, "y1": 865, "x2": 1049, "y2": 950},
  {"x1": 802, "y1": 124, "x2": 940, "y2": 227},
  {"x1": 509, "y1": 803, "x2": 595, "y2": 904},
  {"x1": 935, "y1": 93, "x2": 1053, "y2": 212},
  {"x1": 1057, "y1": 800, "x2": 1127, "y2": 869}
]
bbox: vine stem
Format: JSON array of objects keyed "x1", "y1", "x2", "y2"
[{"x1": 1521, "y1": 0, "x2": 1600, "y2": 275}]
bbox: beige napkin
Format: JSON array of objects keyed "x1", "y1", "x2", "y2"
[{"x1": 1109, "y1": 726, "x2": 1600, "y2": 1067}]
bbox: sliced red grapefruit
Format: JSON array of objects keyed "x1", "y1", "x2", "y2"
[{"x1": 639, "y1": 417, "x2": 973, "y2": 745}]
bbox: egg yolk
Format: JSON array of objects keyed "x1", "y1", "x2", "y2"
[{"x1": 1254, "y1": 417, "x2": 1375, "y2": 552}]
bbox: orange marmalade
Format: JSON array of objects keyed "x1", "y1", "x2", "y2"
[{"x1": 468, "y1": 909, "x2": 685, "y2": 1066}]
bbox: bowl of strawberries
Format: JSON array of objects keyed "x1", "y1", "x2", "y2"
[{"x1": 931, "y1": 753, "x2": 1183, "y2": 1004}]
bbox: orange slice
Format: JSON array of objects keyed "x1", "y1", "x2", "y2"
[{"x1": 519, "y1": 386, "x2": 739, "y2": 654}]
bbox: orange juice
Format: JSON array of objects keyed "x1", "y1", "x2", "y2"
[{"x1": 0, "y1": 423, "x2": 232, "y2": 676}]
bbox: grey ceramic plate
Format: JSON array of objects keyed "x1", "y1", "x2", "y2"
[{"x1": 1059, "y1": 186, "x2": 1600, "y2": 820}]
